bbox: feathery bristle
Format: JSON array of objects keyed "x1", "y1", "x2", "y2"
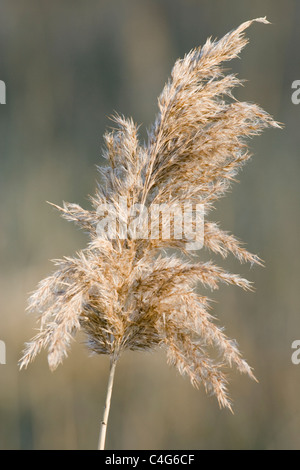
[{"x1": 20, "y1": 18, "x2": 280, "y2": 410}]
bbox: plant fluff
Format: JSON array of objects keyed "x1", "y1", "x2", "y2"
[{"x1": 20, "y1": 18, "x2": 280, "y2": 411}]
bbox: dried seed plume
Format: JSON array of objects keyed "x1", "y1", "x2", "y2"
[{"x1": 20, "y1": 18, "x2": 280, "y2": 410}]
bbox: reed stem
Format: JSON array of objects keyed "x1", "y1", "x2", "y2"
[{"x1": 98, "y1": 356, "x2": 117, "y2": 450}]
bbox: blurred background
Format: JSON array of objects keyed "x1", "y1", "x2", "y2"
[{"x1": 0, "y1": 0, "x2": 299, "y2": 450}]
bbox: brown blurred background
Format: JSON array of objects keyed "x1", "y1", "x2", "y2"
[{"x1": 0, "y1": 0, "x2": 299, "y2": 450}]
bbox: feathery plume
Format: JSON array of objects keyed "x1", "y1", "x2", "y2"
[{"x1": 20, "y1": 18, "x2": 280, "y2": 447}]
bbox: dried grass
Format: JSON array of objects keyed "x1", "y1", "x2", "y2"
[{"x1": 20, "y1": 18, "x2": 280, "y2": 440}]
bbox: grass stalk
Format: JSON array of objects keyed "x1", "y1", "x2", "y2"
[{"x1": 98, "y1": 356, "x2": 117, "y2": 450}]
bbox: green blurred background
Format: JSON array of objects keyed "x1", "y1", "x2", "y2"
[{"x1": 0, "y1": 0, "x2": 299, "y2": 450}]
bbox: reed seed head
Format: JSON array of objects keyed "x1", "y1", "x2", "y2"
[{"x1": 20, "y1": 18, "x2": 281, "y2": 410}]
